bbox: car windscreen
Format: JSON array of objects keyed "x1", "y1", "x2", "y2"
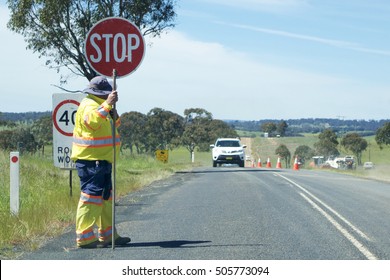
[{"x1": 216, "y1": 140, "x2": 240, "y2": 147}]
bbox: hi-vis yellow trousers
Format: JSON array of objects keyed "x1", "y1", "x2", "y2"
[
  {"x1": 75, "y1": 160, "x2": 118, "y2": 247},
  {"x1": 76, "y1": 192, "x2": 116, "y2": 246}
]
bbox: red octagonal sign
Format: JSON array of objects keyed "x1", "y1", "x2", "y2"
[{"x1": 84, "y1": 17, "x2": 145, "y2": 78}]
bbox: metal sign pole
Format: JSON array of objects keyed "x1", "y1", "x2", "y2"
[
  {"x1": 112, "y1": 69, "x2": 117, "y2": 249},
  {"x1": 69, "y1": 170, "x2": 73, "y2": 197}
]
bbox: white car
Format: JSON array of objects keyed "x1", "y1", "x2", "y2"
[
  {"x1": 210, "y1": 138, "x2": 246, "y2": 167},
  {"x1": 363, "y1": 162, "x2": 374, "y2": 169}
]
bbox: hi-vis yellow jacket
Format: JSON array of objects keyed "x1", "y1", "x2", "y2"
[{"x1": 71, "y1": 94, "x2": 120, "y2": 163}]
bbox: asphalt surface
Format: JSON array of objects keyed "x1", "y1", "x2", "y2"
[{"x1": 20, "y1": 167, "x2": 390, "y2": 260}]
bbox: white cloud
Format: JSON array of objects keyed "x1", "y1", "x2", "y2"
[{"x1": 220, "y1": 22, "x2": 390, "y2": 57}]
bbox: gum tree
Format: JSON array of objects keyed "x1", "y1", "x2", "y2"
[
  {"x1": 314, "y1": 128, "x2": 339, "y2": 158},
  {"x1": 275, "y1": 144, "x2": 291, "y2": 168},
  {"x1": 341, "y1": 133, "x2": 367, "y2": 165},
  {"x1": 375, "y1": 122, "x2": 390, "y2": 149}
]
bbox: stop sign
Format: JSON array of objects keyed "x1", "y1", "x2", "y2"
[{"x1": 84, "y1": 17, "x2": 145, "y2": 78}]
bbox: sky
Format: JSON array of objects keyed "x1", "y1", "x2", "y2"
[{"x1": 1, "y1": 0, "x2": 390, "y2": 121}]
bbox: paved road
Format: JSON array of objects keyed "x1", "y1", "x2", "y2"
[{"x1": 22, "y1": 167, "x2": 390, "y2": 260}]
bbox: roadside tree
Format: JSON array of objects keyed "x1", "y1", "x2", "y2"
[
  {"x1": 314, "y1": 128, "x2": 339, "y2": 158},
  {"x1": 0, "y1": 128, "x2": 38, "y2": 153},
  {"x1": 276, "y1": 120, "x2": 288, "y2": 137},
  {"x1": 261, "y1": 122, "x2": 277, "y2": 137},
  {"x1": 119, "y1": 111, "x2": 148, "y2": 154},
  {"x1": 31, "y1": 115, "x2": 52, "y2": 155},
  {"x1": 182, "y1": 108, "x2": 213, "y2": 159},
  {"x1": 375, "y1": 122, "x2": 390, "y2": 149},
  {"x1": 181, "y1": 108, "x2": 237, "y2": 159},
  {"x1": 145, "y1": 108, "x2": 184, "y2": 153},
  {"x1": 0, "y1": 130, "x2": 14, "y2": 151},
  {"x1": 275, "y1": 144, "x2": 291, "y2": 168},
  {"x1": 341, "y1": 133, "x2": 367, "y2": 165},
  {"x1": 294, "y1": 145, "x2": 315, "y2": 166}
]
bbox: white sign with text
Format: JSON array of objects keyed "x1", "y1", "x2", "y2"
[{"x1": 52, "y1": 93, "x2": 84, "y2": 169}]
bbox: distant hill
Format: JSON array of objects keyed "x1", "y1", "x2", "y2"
[
  {"x1": 0, "y1": 111, "x2": 51, "y2": 123},
  {"x1": 226, "y1": 118, "x2": 390, "y2": 136}
]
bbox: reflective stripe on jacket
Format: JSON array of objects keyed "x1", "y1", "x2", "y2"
[{"x1": 71, "y1": 94, "x2": 120, "y2": 163}]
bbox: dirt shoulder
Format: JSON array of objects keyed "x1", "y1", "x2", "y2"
[{"x1": 240, "y1": 137, "x2": 253, "y2": 167}]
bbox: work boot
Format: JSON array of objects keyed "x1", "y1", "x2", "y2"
[{"x1": 78, "y1": 240, "x2": 107, "y2": 249}]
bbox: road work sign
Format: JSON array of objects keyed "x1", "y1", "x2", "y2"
[
  {"x1": 52, "y1": 93, "x2": 84, "y2": 169},
  {"x1": 156, "y1": 150, "x2": 169, "y2": 163},
  {"x1": 84, "y1": 17, "x2": 145, "y2": 78}
]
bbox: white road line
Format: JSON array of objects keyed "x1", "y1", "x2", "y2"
[
  {"x1": 300, "y1": 192, "x2": 378, "y2": 260},
  {"x1": 276, "y1": 173, "x2": 371, "y2": 241}
]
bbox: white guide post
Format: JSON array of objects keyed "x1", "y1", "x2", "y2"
[{"x1": 10, "y1": 151, "x2": 20, "y2": 215}]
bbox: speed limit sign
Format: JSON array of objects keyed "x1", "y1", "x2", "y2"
[{"x1": 52, "y1": 93, "x2": 84, "y2": 168}]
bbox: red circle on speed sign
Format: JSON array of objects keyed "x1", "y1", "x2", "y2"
[
  {"x1": 53, "y1": 99, "x2": 80, "y2": 137},
  {"x1": 84, "y1": 17, "x2": 145, "y2": 78}
]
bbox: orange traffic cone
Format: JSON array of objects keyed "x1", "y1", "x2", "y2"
[
  {"x1": 266, "y1": 157, "x2": 272, "y2": 168},
  {"x1": 257, "y1": 158, "x2": 262, "y2": 168},
  {"x1": 276, "y1": 157, "x2": 282, "y2": 168},
  {"x1": 251, "y1": 160, "x2": 255, "y2": 168},
  {"x1": 293, "y1": 156, "x2": 299, "y2": 170}
]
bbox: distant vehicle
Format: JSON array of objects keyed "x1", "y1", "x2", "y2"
[
  {"x1": 210, "y1": 138, "x2": 246, "y2": 167},
  {"x1": 245, "y1": 155, "x2": 251, "y2": 161},
  {"x1": 363, "y1": 162, "x2": 374, "y2": 170},
  {"x1": 325, "y1": 155, "x2": 355, "y2": 170}
]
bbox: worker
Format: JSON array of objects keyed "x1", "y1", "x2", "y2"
[{"x1": 71, "y1": 76, "x2": 130, "y2": 248}]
